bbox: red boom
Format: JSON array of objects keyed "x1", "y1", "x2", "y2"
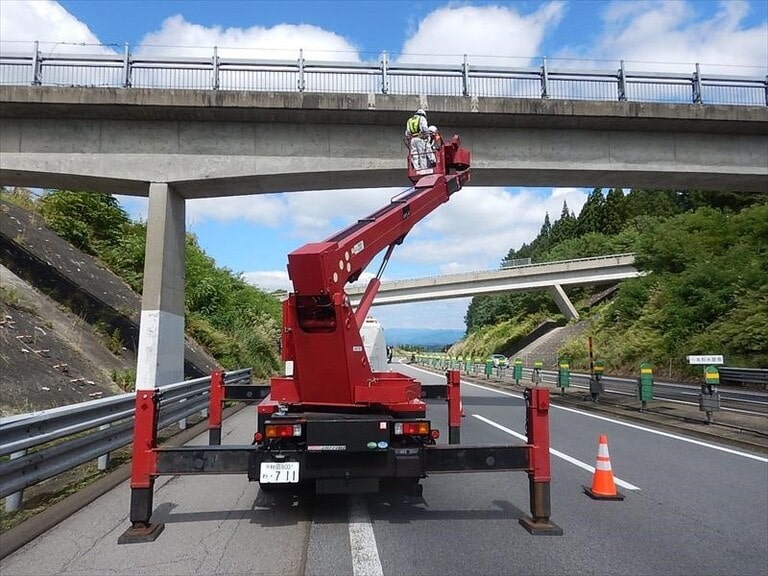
[{"x1": 269, "y1": 136, "x2": 471, "y2": 414}]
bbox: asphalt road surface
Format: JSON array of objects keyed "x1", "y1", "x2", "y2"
[{"x1": 2, "y1": 364, "x2": 766, "y2": 576}]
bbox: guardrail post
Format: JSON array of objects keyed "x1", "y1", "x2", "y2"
[
  {"x1": 618, "y1": 60, "x2": 627, "y2": 101},
  {"x1": 212, "y1": 45, "x2": 220, "y2": 90},
  {"x1": 122, "y1": 42, "x2": 132, "y2": 88},
  {"x1": 4, "y1": 450, "x2": 26, "y2": 512},
  {"x1": 208, "y1": 370, "x2": 224, "y2": 445},
  {"x1": 462, "y1": 54, "x2": 470, "y2": 97},
  {"x1": 520, "y1": 388, "x2": 562, "y2": 535},
  {"x1": 692, "y1": 62, "x2": 703, "y2": 104},
  {"x1": 97, "y1": 424, "x2": 111, "y2": 470},
  {"x1": 177, "y1": 396, "x2": 187, "y2": 430},
  {"x1": 297, "y1": 49, "x2": 305, "y2": 92},
  {"x1": 540, "y1": 57, "x2": 549, "y2": 99},
  {"x1": 380, "y1": 51, "x2": 389, "y2": 94},
  {"x1": 31, "y1": 41, "x2": 41, "y2": 86}
]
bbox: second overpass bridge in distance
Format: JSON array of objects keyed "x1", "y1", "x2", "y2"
[{"x1": 346, "y1": 253, "x2": 640, "y2": 320}]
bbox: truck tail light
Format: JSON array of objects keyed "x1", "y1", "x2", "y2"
[
  {"x1": 393, "y1": 421, "x2": 431, "y2": 436},
  {"x1": 265, "y1": 423, "x2": 303, "y2": 438}
]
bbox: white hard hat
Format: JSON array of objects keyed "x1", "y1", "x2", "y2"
[
  {"x1": 428, "y1": 125, "x2": 438, "y2": 133},
  {"x1": 416, "y1": 109, "x2": 426, "y2": 116}
]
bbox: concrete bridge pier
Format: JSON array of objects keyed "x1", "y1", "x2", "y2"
[
  {"x1": 134, "y1": 182, "x2": 186, "y2": 392},
  {"x1": 547, "y1": 284, "x2": 579, "y2": 321}
]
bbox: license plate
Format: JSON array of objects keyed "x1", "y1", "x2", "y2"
[{"x1": 259, "y1": 461, "x2": 300, "y2": 484}]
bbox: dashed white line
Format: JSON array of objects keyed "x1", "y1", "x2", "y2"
[
  {"x1": 472, "y1": 413, "x2": 641, "y2": 491},
  {"x1": 348, "y1": 494, "x2": 383, "y2": 576}
]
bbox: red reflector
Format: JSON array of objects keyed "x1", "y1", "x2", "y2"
[
  {"x1": 430, "y1": 429, "x2": 440, "y2": 439},
  {"x1": 254, "y1": 432, "x2": 263, "y2": 442},
  {"x1": 402, "y1": 422, "x2": 430, "y2": 435},
  {"x1": 265, "y1": 424, "x2": 301, "y2": 438}
]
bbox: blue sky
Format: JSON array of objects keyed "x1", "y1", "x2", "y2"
[{"x1": 2, "y1": 1, "x2": 766, "y2": 330}]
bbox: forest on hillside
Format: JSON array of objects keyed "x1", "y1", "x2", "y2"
[
  {"x1": 460, "y1": 189, "x2": 768, "y2": 373},
  {"x1": 2, "y1": 188, "x2": 283, "y2": 378},
  {"x1": 4, "y1": 186, "x2": 766, "y2": 378}
]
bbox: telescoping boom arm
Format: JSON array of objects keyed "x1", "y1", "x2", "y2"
[{"x1": 271, "y1": 136, "x2": 471, "y2": 411}]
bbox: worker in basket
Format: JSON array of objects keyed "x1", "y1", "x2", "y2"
[
  {"x1": 404, "y1": 109, "x2": 429, "y2": 169},
  {"x1": 428, "y1": 125, "x2": 443, "y2": 167}
]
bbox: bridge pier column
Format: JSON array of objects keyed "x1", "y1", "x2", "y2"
[
  {"x1": 120, "y1": 182, "x2": 184, "y2": 544},
  {"x1": 547, "y1": 284, "x2": 579, "y2": 321},
  {"x1": 135, "y1": 182, "x2": 186, "y2": 392}
]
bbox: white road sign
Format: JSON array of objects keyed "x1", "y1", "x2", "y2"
[{"x1": 687, "y1": 355, "x2": 724, "y2": 365}]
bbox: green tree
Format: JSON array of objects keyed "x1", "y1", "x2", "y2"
[
  {"x1": 603, "y1": 188, "x2": 627, "y2": 235},
  {"x1": 576, "y1": 189, "x2": 605, "y2": 235},
  {"x1": 40, "y1": 190, "x2": 130, "y2": 255},
  {"x1": 549, "y1": 200, "x2": 577, "y2": 246}
]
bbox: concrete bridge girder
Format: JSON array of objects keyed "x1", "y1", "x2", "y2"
[{"x1": 1, "y1": 87, "x2": 767, "y2": 195}]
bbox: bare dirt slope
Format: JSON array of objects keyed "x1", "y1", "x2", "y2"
[{"x1": 0, "y1": 200, "x2": 221, "y2": 416}]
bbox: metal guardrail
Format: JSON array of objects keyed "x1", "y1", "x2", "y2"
[
  {"x1": 0, "y1": 42, "x2": 766, "y2": 106},
  {"x1": 719, "y1": 367, "x2": 768, "y2": 387},
  {"x1": 0, "y1": 369, "x2": 251, "y2": 505}
]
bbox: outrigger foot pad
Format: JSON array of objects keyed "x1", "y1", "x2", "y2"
[
  {"x1": 518, "y1": 516, "x2": 564, "y2": 536},
  {"x1": 118, "y1": 522, "x2": 165, "y2": 544}
]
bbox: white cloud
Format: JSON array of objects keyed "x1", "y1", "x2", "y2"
[
  {"x1": 395, "y1": 187, "x2": 587, "y2": 269},
  {"x1": 136, "y1": 14, "x2": 360, "y2": 61},
  {"x1": 186, "y1": 195, "x2": 287, "y2": 227},
  {"x1": 242, "y1": 270, "x2": 290, "y2": 292},
  {"x1": 567, "y1": 0, "x2": 767, "y2": 74},
  {"x1": 397, "y1": 2, "x2": 565, "y2": 66},
  {"x1": 0, "y1": 0, "x2": 112, "y2": 54},
  {"x1": 182, "y1": 188, "x2": 402, "y2": 239}
]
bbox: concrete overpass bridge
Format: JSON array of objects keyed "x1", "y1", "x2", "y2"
[
  {"x1": 346, "y1": 254, "x2": 640, "y2": 320},
  {"x1": 1, "y1": 86, "x2": 766, "y2": 196},
  {"x1": 1, "y1": 51, "x2": 765, "y2": 394}
]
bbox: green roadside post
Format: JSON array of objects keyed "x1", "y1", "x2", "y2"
[
  {"x1": 638, "y1": 362, "x2": 654, "y2": 411},
  {"x1": 558, "y1": 357, "x2": 570, "y2": 396},
  {"x1": 590, "y1": 360, "x2": 605, "y2": 402},
  {"x1": 699, "y1": 365, "x2": 721, "y2": 424},
  {"x1": 513, "y1": 358, "x2": 523, "y2": 385},
  {"x1": 484, "y1": 358, "x2": 493, "y2": 379},
  {"x1": 532, "y1": 359, "x2": 543, "y2": 387}
]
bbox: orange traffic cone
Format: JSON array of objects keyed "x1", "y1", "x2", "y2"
[{"x1": 583, "y1": 434, "x2": 625, "y2": 500}]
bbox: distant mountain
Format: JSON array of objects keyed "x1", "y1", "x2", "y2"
[{"x1": 385, "y1": 328, "x2": 465, "y2": 349}]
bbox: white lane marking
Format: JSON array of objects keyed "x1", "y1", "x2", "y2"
[
  {"x1": 405, "y1": 364, "x2": 768, "y2": 463},
  {"x1": 348, "y1": 495, "x2": 383, "y2": 576},
  {"x1": 472, "y1": 414, "x2": 641, "y2": 491}
]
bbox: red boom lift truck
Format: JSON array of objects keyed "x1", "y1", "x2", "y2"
[{"x1": 120, "y1": 133, "x2": 562, "y2": 543}]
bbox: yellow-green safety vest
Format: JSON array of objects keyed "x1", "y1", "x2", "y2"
[{"x1": 407, "y1": 115, "x2": 422, "y2": 135}]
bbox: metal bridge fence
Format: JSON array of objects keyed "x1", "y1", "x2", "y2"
[
  {"x1": 0, "y1": 368, "x2": 251, "y2": 511},
  {"x1": 0, "y1": 42, "x2": 765, "y2": 106}
]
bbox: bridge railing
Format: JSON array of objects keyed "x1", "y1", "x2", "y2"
[
  {"x1": 1, "y1": 42, "x2": 765, "y2": 106},
  {"x1": 0, "y1": 368, "x2": 251, "y2": 510}
]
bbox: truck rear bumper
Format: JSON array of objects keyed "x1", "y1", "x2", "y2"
[{"x1": 249, "y1": 447, "x2": 425, "y2": 490}]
